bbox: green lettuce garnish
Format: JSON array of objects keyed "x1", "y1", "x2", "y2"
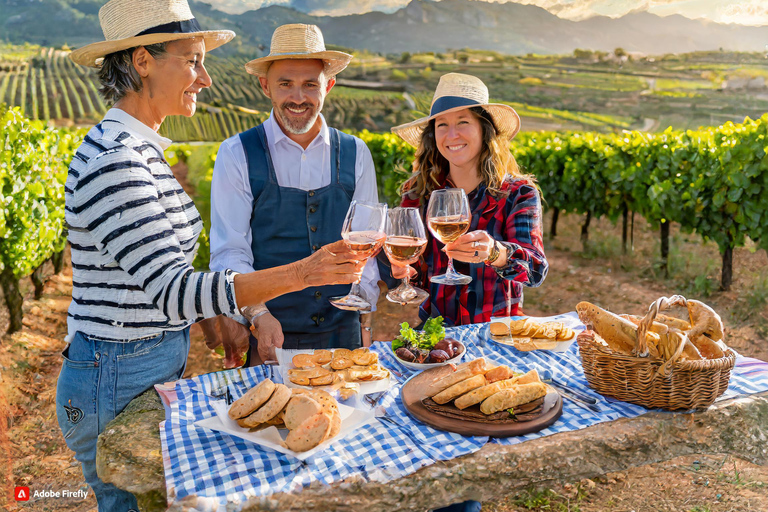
[{"x1": 393, "y1": 316, "x2": 446, "y2": 352}]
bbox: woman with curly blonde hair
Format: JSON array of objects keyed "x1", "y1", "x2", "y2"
[{"x1": 390, "y1": 73, "x2": 548, "y2": 326}]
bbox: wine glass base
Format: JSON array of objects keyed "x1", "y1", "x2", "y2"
[
  {"x1": 430, "y1": 273, "x2": 472, "y2": 286},
  {"x1": 329, "y1": 294, "x2": 372, "y2": 311},
  {"x1": 386, "y1": 285, "x2": 429, "y2": 305}
]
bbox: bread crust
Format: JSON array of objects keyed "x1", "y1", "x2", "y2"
[
  {"x1": 480, "y1": 382, "x2": 548, "y2": 415},
  {"x1": 432, "y1": 374, "x2": 488, "y2": 404},
  {"x1": 228, "y1": 379, "x2": 276, "y2": 420},
  {"x1": 238, "y1": 383, "x2": 292, "y2": 428},
  {"x1": 454, "y1": 377, "x2": 519, "y2": 410},
  {"x1": 431, "y1": 358, "x2": 487, "y2": 394},
  {"x1": 284, "y1": 395, "x2": 322, "y2": 430},
  {"x1": 284, "y1": 412, "x2": 332, "y2": 452}
]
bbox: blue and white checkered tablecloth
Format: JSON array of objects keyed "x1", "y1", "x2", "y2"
[{"x1": 159, "y1": 312, "x2": 768, "y2": 511}]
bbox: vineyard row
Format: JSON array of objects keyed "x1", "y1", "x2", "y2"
[{"x1": 168, "y1": 116, "x2": 768, "y2": 291}]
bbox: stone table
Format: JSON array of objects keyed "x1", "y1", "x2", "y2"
[{"x1": 97, "y1": 390, "x2": 768, "y2": 512}]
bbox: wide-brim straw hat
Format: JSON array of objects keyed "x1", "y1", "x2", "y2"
[
  {"x1": 70, "y1": 0, "x2": 235, "y2": 67},
  {"x1": 392, "y1": 73, "x2": 521, "y2": 147},
  {"x1": 245, "y1": 24, "x2": 352, "y2": 78}
]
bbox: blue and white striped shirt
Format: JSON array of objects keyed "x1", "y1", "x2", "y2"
[{"x1": 65, "y1": 108, "x2": 239, "y2": 342}]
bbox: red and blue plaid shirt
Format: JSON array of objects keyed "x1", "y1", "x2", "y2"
[{"x1": 401, "y1": 175, "x2": 548, "y2": 326}]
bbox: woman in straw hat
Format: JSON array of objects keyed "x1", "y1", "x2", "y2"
[
  {"x1": 389, "y1": 73, "x2": 548, "y2": 327},
  {"x1": 59, "y1": 2, "x2": 365, "y2": 509}
]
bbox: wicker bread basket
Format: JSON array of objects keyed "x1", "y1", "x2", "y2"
[{"x1": 577, "y1": 296, "x2": 735, "y2": 411}]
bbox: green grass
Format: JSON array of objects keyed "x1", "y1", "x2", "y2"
[
  {"x1": 655, "y1": 78, "x2": 716, "y2": 90},
  {"x1": 507, "y1": 485, "x2": 588, "y2": 512}
]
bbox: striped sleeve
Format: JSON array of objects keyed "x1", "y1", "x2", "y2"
[{"x1": 69, "y1": 146, "x2": 240, "y2": 321}]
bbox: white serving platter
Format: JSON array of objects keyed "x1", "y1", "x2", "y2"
[
  {"x1": 274, "y1": 348, "x2": 393, "y2": 395},
  {"x1": 196, "y1": 400, "x2": 375, "y2": 461},
  {"x1": 488, "y1": 315, "x2": 584, "y2": 353}
]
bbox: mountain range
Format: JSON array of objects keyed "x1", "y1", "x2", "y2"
[{"x1": 1, "y1": 0, "x2": 766, "y2": 55}]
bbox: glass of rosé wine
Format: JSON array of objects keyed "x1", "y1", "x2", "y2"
[
  {"x1": 329, "y1": 200, "x2": 387, "y2": 312},
  {"x1": 384, "y1": 207, "x2": 429, "y2": 305},
  {"x1": 426, "y1": 188, "x2": 472, "y2": 285}
]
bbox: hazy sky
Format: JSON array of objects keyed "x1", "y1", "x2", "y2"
[{"x1": 202, "y1": 0, "x2": 768, "y2": 24}]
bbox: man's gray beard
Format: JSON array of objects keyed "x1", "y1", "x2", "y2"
[{"x1": 277, "y1": 108, "x2": 320, "y2": 135}]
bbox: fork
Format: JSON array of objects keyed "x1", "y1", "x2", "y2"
[{"x1": 363, "y1": 391, "x2": 387, "y2": 408}]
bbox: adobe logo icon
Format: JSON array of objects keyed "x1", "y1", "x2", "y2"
[{"x1": 14, "y1": 486, "x2": 30, "y2": 501}]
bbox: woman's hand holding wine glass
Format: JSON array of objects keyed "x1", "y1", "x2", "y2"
[
  {"x1": 426, "y1": 188, "x2": 472, "y2": 285},
  {"x1": 444, "y1": 230, "x2": 496, "y2": 264},
  {"x1": 291, "y1": 239, "x2": 367, "y2": 287}
]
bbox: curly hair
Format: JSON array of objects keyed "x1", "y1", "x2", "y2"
[{"x1": 400, "y1": 106, "x2": 532, "y2": 203}]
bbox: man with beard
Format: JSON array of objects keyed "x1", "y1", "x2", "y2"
[{"x1": 208, "y1": 24, "x2": 380, "y2": 364}]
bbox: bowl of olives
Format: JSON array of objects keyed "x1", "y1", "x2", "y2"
[{"x1": 390, "y1": 317, "x2": 466, "y2": 371}]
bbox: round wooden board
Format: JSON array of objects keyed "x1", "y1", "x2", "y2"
[{"x1": 400, "y1": 365, "x2": 563, "y2": 437}]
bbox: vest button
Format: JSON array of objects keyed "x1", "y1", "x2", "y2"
[
  {"x1": 312, "y1": 245, "x2": 318, "y2": 251},
  {"x1": 319, "y1": 317, "x2": 325, "y2": 323},
  {"x1": 308, "y1": 190, "x2": 315, "y2": 197},
  {"x1": 310, "y1": 226, "x2": 317, "y2": 232},
  {"x1": 315, "y1": 291, "x2": 322, "y2": 299},
  {"x1": 309, "y1": 206, "x2": 317, "y2": 213},
  {"x1": 311, "y1": 315, "x2": 318, "y2": 322}
]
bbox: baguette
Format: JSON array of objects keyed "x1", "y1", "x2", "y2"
[
  {"x1": 432, "y1": 374, "x2": 487, "y2": 404},
  {"x1": 483, "y1": 365, "x2": 515, "y2": 383},
  {"x1": 455, "y1": 369, "x2": 540, "y2": 410},
  {"x1": 454, "y1": 377, "x2": 519, "y2": 410},
  {"x1": 431, "y1": 358, "x2": 487, "y2": 394},
  {"x1": 576, "y1": 302, "x2": 660, "y2": 356},
  {"x1": 514, "y1": 369, "x2": 541, "y2": 385},
  {"x1": 480, "y1": 382, "x2": 548, "y2": 415}
]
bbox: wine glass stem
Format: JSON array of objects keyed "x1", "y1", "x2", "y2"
[{"x1": 446, "y1": 257, "x2": 459, "y2": 278}]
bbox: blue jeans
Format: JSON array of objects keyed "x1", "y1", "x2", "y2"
[{"x1": 56, "y1": 328, "x2": 190, "y2": 512}]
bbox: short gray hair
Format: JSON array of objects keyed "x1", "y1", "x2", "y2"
[{"x1": 98, "y1": 43, "x2": 167, "y2": 104}]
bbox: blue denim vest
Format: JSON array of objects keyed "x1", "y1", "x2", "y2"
[{"x1": 239, "y1": 124, "x2": 361, "y2": 348}]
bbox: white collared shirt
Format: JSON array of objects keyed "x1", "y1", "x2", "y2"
[{"x1": 210, "y1": 113, "x2": 381, "y2": 309}]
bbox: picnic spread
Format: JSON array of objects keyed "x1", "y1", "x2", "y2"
[{"x1": 154, "y1": 301, "x2": 768, "y2": 511}]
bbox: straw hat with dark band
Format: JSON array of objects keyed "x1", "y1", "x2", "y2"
[
  {"x1": 392, "y1": 73, "x2": 521, "y2": 148},
  {"x1": 245, "y1": 24, "x2": 352, "y2": 78},
  {"x1": 70, "y1": 0, "x2": 235, "y2": 67}
]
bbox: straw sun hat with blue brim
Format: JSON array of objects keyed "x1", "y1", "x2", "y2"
[
  {"x1": 244, "y1": 24, "x2": 353, "y2": 78},
  {"x1": 69, "y1": 0, "x2": 235, "y2": 67},
  {"x1": 392, "y1": 73, "x2": 521, "y2": 148}
]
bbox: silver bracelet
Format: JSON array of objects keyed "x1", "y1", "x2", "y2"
[{"x1": 241, "y1": 304, "x2": 269, "y2": 323}]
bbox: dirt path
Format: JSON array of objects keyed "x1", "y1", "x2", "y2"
[{"x1": 2, "y1": 211, "x2": 767, "y2": 511}]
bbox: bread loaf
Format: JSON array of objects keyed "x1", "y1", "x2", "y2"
[
  {"x1": 431, "y1": 358, "x2": 487, "y2": 394},
  {"x1": 228, "y1": 379, "x2": 276, "y2": 420},
  {"x1": 283, "y1": 395, "x2": 322, "y2": 430},
  {"x1": 432, "y1": 374, "x2": 487, "y2": 404},
  {"x1": 284, "y1": 412, "x2": 331, "y2": 452},
  {"x1": 454, "y1": 378, "x2": 519, "y2": 410},
  {"x1": 483, "y1": 365, "x2": 515, "y2": 383},
  {"x1": 238, "y1": 383, "x2": 292, "y2": 428},
  {"x1": 480, "y1": 382, "x2": 548, "y2": 415}
]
